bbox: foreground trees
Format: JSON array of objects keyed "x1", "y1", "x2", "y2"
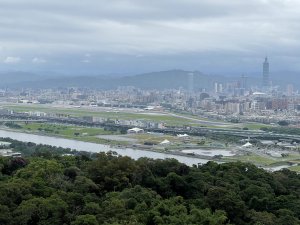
[{"x1": 0, "y1": 147, "x2": 300, "y2": 225}]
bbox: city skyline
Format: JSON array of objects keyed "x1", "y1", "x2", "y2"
[{"x1": 0, "y1": 2, "x2": 300, "y2": 224}]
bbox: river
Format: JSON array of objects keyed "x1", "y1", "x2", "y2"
[{"x1": 0, "y1": 129, "x2": 210, "y2": 166}]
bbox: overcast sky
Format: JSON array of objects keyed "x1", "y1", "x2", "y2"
[{"x1": 1, "y1": 0, "x2": 300, "y2": 75}]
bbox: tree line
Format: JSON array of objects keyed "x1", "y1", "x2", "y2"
[{"x1": 0, "y1": 139, "x2": 299, "y2": 225}]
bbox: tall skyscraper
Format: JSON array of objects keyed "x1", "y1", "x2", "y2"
[
  {"x1": 214, "y1": 82, "x2": 218, "y2": 93},
  {"x1": 262, "y1": 57, "x2": 269, "y2": 87}
]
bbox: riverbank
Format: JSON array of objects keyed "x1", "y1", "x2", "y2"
[
  {"x1": 0, "y1": 127, "x2": 227, "y2": 162},
  {"x1": 1, "y1": 122, "x2": 234, "y2": 158},
  {"x1": 0, "y1": 129, "x2": 212, "y2": 166},
  {"x1": 0, "y1": 124, "x2": 128, "y2": 146},
  {"x1": 0, "y1": 127, "x2": 299, "y2": 172}
]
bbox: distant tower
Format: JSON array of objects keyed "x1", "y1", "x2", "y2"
[
  {"x1": 241, "y1": 74, "x2": 248, "y2": 89},
  {"x1": 218, "y1": 83, "x2": 223, "y2": 93},
  {"x1": 188, "y1": 73, "x2": 194, "y2": 93},
  {"x1": 263, "y1": 57, "x2": 269, "y2": 87},
  {"x1": 287, "y1": 84, "x2": 294, "y2": 96},
  {"x1": 214, "y1": 82, "x2": 218, "y2": 93}
]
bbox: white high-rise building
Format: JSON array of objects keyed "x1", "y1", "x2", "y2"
[
  {"x1": 218, "y1": 83, "x2": 223, "y2": 93},
  {"x1": 214, "y1": 82, "x2": 218, "y2": 93}
]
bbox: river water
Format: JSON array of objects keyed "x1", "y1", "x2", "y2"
[{"x1": 0, "y1": 130, "x2": 209, "y2": 166}]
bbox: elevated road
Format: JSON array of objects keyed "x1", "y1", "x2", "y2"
[{"x1": 0, "y1": 119, "x2": 47, "y2": 123}]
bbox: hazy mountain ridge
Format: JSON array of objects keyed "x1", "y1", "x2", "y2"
[
  {"x1": 2, "y1": 70, "x2": 234, "y2": 90},
  {"x1": 0, "y1": 71, "x2": 43, "y2": 85},
  {"x1": 0, "y1": 69, "x2": 299, "y2": 90}
]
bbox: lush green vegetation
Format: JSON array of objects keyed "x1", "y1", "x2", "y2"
[
  {"x1": 226, "y1": 153, "x2": 277, "y2": 166},
  {"x1": 243, "y1": 123, "x2": 272, "y2": 130},
  {"x1": 261, "y1": 126, "x2": 300, "y2": 136},
  {"x1": 278, "y1": 120, "x2": 289, "y2": 126},
  {"x1": 4, "y1": 138, "x2": 75, "y2": 156},
  {"x1": 21, "y1": 123, "x2": 117, "y2": 136},
  {"x1": 3, "y1": 122, "x2": 22, "y2": 129},
  {"x1": 0, "y1": 139, "x2": 299, "y2": 225}
]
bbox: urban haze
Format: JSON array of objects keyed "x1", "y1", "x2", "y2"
[{"x1": 0, "y1": 1, "x2": 300, "y2": 225}]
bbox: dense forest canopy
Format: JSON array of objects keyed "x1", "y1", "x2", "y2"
[{"x1": 0, "y1": 139, "x2": 299, "y2": 225}]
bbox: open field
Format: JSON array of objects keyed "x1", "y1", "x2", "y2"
[
  {"x1": 225, "y1": 153, "x2": 277, "y2": 166},
  {"x1": 2, "y1": 104, "x2": 219, "y2": 127},
  {"x1": 2, "y1": 120, "x2": 300, "y2": 170},
  {"x1": 1, "y1": 103, "x2": 276, "y2": 131},
  {"x1": 224, "y1": 151, "x2": 300, "y2": 169},
  {"x1": 113, "y1": 133, "x2": 223, "y2": 146},
  {"x1": 22, "y1": 123, "x2": 116, "y2": 136},
  {"x1": 98, "y1": 133, "x2": 206, "y2": 147}
]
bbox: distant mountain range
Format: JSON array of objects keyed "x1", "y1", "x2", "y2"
[{"x1": 0, "y1": 69, "x2": 299, "y2": 90}]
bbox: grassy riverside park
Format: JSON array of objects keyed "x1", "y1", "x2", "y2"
[
  {"x1": 2, "y1": 121, "x2": 300, "y2": 172},
  {"x1": 243, "y1": 123, "x2": 272, "y2": 130},
  {"x1": 2, "y1": 104, "x2": 212, "y2": 127},
  {"x1": 1, "y1": 103, "x2": 300, "y2": 171},
  {"x1": 3, "y1": 122, "x2": 219, "y2": 148},
  {"x1": 224, "y1": 154, "x2": 277, "y2": 166},
  {"x1": 224, "y1": 153, "x2": 300, "y2": 172},
  {"x1": 1, "y1": 103, "x2": 270, "y2": 129}
]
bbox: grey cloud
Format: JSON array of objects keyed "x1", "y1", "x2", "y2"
[
  {"x1": 0, "y1": 0, "x2": 300, "y2": 74},
  {"x1": 32, "y1": 57, "x2": 46, "y2": 64},
  {"x1": 3, "y1": 56, "x2": 21, "y2": 64}
]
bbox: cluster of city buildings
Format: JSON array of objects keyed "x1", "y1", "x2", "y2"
[{"x1": 0, "y1": 57, "x2": 299, "y2": 126}]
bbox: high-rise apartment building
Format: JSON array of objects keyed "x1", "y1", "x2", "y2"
[{"x1": 287, "y1": 84, "x2": 294, "y2": 96}]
